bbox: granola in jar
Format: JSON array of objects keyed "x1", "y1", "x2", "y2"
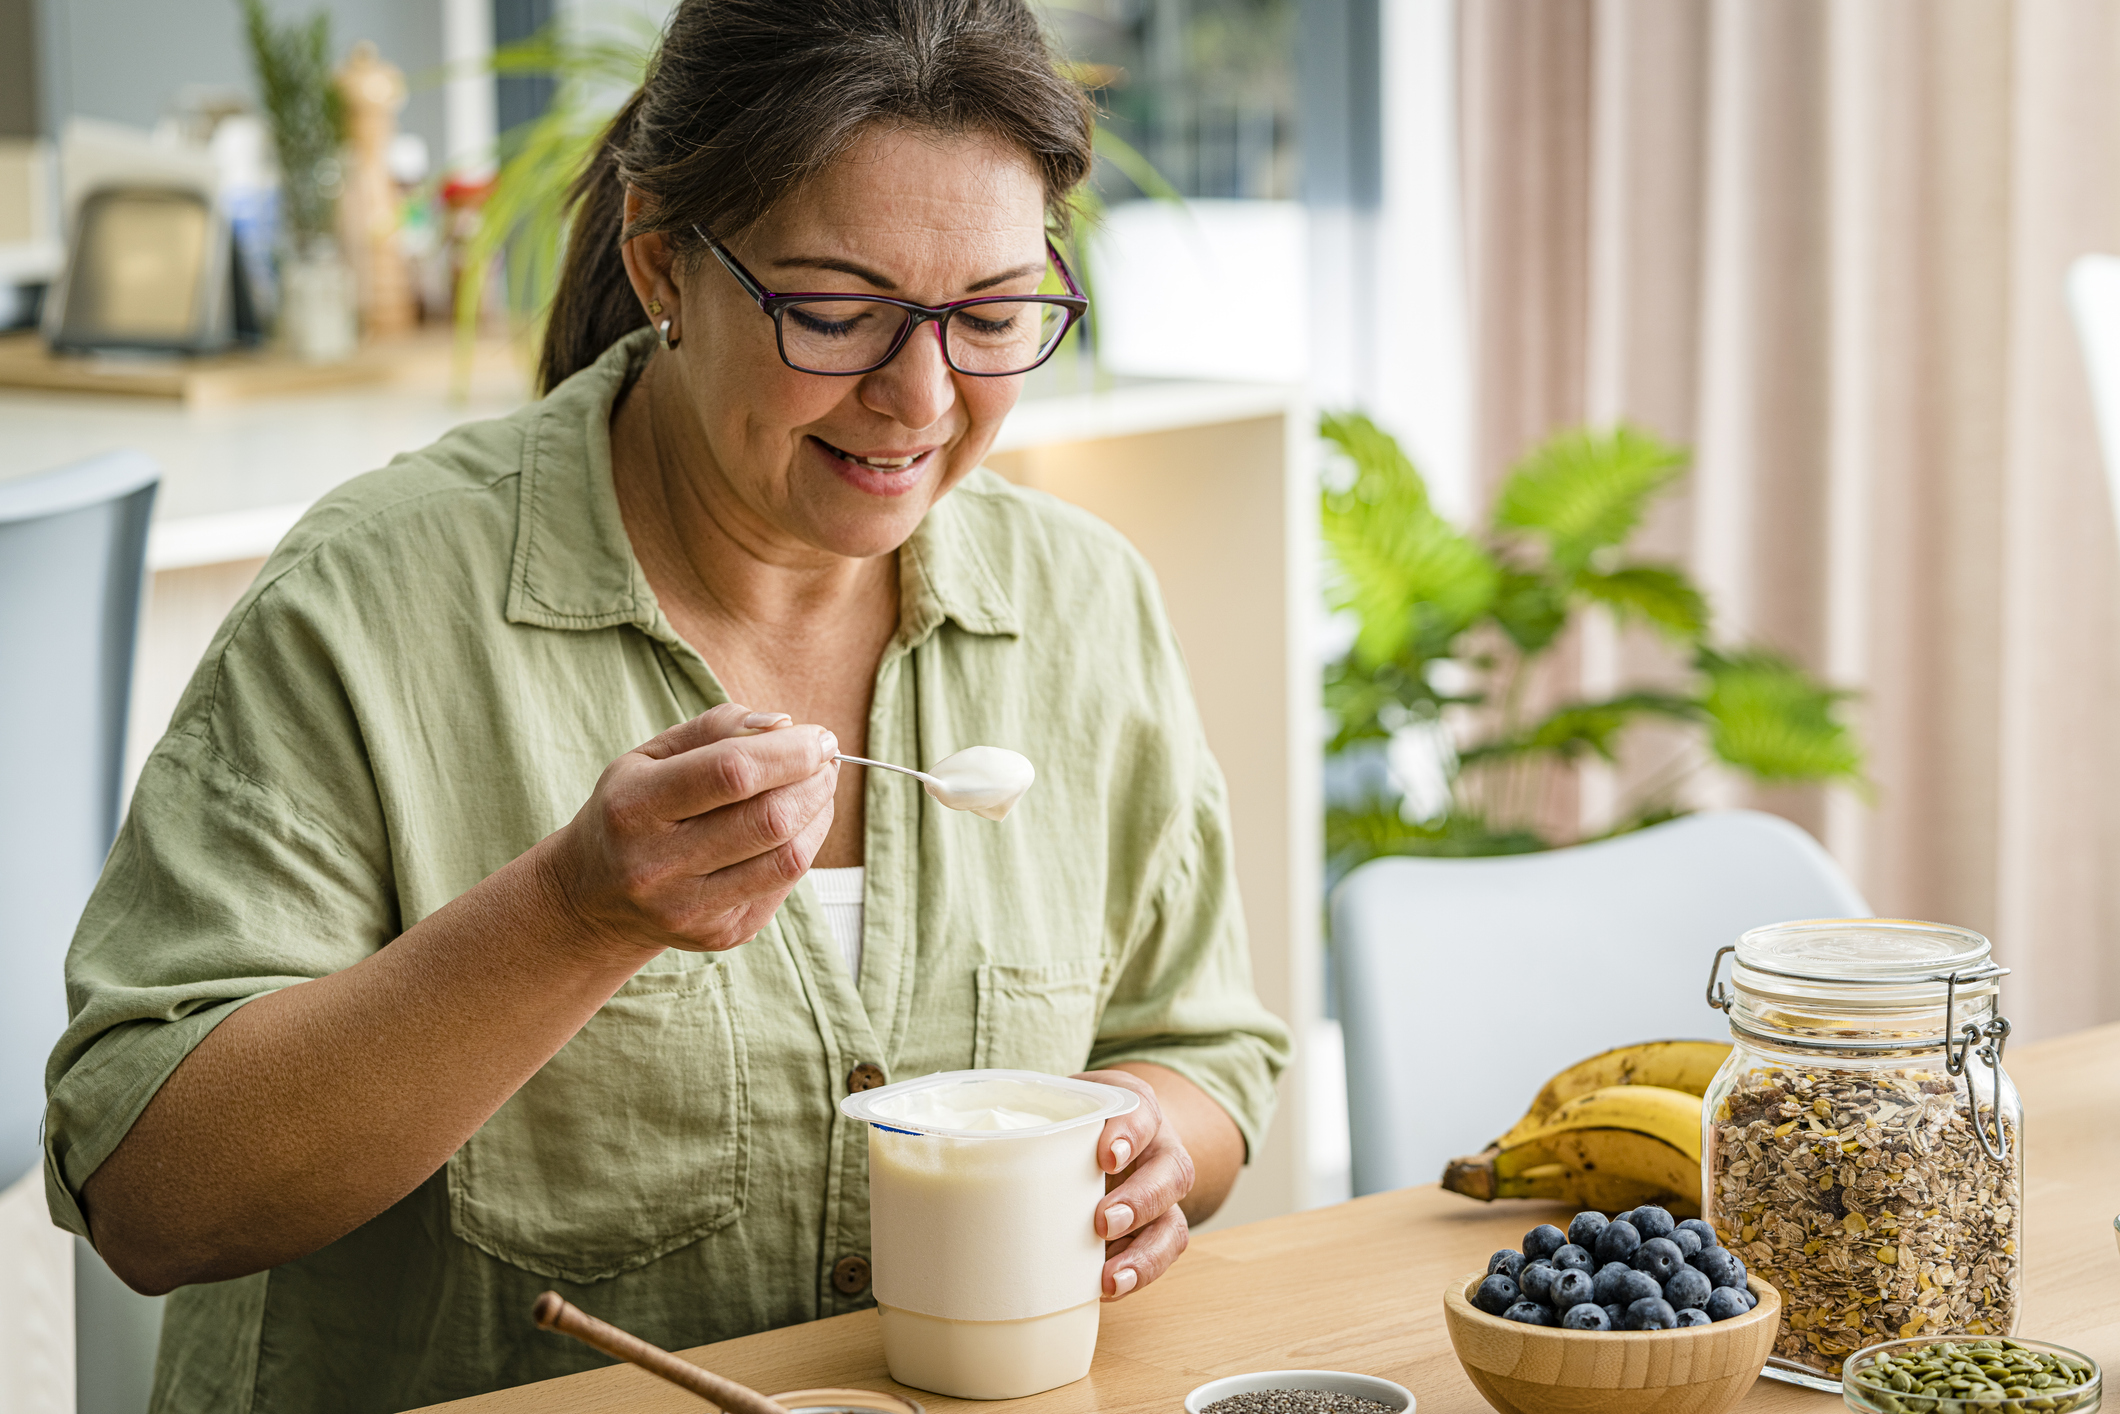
[{"x1": 1702, "y1": 920, "x2": 2021, "y2": 1388}]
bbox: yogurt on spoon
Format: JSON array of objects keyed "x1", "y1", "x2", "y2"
[
  {"x1": 916, "y1": 747, "x2": 1036, "y2": 820},
  {"x1": 834, "y1": 746, "x2": 1036, "y2": 821}
]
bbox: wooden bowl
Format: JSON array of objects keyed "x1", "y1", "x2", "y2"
[{"x1": 1442, "y1": 1269, "x2": 1781, "y2": 1414}]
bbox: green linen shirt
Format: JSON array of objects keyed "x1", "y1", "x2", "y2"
[{"x1": 43, "y1": 329, "x2": 1291, "y2": 1414}]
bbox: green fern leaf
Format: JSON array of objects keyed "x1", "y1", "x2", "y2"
[
  {"x1": 1488, "y1": 568, "x2": 1569, "y2": 654},
  {"x1": 1574, "y1": 564, "x2": 1709, "y2": 640},
  {"x1": 1326, "y1": 798, "x2": 1546, "y2": 880},
  {"x1": 1459, "y1": 693, "x2": 1700, "y2": 768},
  {"x1": 1493, "y1": 425, "x2": 1688, "y2": 572},
  {"x1": 1320, "y1": 413, "x2": 1497, "y2": 666},
  {"x1": 1699, "y1": 649, "x2": 1868, "y2": 785}
]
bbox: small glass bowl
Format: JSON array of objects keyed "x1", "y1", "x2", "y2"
[{"x1": 1842, "y1": 1338, "x2": 2101, "y2": 1414}]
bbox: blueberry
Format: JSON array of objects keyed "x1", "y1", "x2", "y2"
[
  {"x1": 1743, "y1": 1285, "x2": 1758, "y2": 1310},
  {"x1": 1523, "y1": 1223, "x2": 1568, "y2": 1261},
  {"x1": 1630, "y1": 1205, "x2": 1677, "y2": 1241},
  {"x1": 1691, "y1": 1247, "x2": 1745, "y2": 1292},
  {"x1": 1474, "y1": 1273, "x2": 1521, "y2": 1315},
  {"x1": 1632, "y1": 1237, "x2": 1686, "y2": 1285},
  {"x1": 1551, "y1": 1243, "x2": 1595, "y2": 1275},
  {"x1": 1705, "y1": 1286, "x2": 1750, "y2": 1321},
  {"x1": 1503, "y1": 1300, "x2": 1553, "y2": 1326},
  {"x1": 1675, "y1": 1307, "x2": 1713, "y2": 1327},
  {"x1": 1569, "y1": 1211, "x2": 1610, "y2": 1251},
  {"x1": 1562, "y1": 1302, "x2": 1612, "y2": 1330},
  {"x1": 1591, "y1": 1262, "x2": 1632, "y2": 1305},
  {"x1": 1593, "y1": 1219, "x2": 1642, "y2": 1266},
  {"x1": 1613, "y1": 1269, "x2": 1662, "y2": 1307},
  {"x1": 1676, "y1": 1218, "x2": 1719, "y2": 1250},
  {"x1": 1670, "y1": 1227, "x2": 1702, "y2": 1258},
  {"x1": 1552, "y1": 1268, "x2": 1596, "y2": 1309},
  {"x1": 1518, "y1": 1260, "x2": 1558, "y2": 1305},
  {"x1": 1625, "y1": 1296, "x2": 1679, "y2": 1330},
  {"x1": 1488, "y1": 1249, "x2": 1526, "y2": 1278},
  {"x1": 1663, "y1": 1266, "x2": 1713, "y2": 1311},
  {"x1": 1602, "y1": 1303, "x2": 1626, "y2": 1328}
]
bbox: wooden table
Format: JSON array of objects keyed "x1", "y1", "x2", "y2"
[{"x1": 420, "y1": 1023, "x2": 2120, "y2": 1413}]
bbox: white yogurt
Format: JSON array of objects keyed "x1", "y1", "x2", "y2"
[
  {"x1": 921, "y1": 746, "x2": 1036, "y2": 821},
  {"x1": 869, "y1": 1077, "x2": 1104, "y2": 1133}
]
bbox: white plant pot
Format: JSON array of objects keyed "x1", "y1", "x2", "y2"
[{"x1": 280, "y1": 252, "x2": 358, "y2": 363}]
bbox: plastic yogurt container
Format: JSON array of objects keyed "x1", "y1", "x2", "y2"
[{"x1": 841, "y1": 1069, "x2": 1139, "y2": 1400}]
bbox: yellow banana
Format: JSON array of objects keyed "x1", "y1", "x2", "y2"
[
  {"x1": 1482, "y1": 1161, "x2": 1696, "y2": 1216},
  {"x1": 1441, "y1": 1083, "x2": 1705, "y2": 1216},
  {"x1": 1491, "y1": 1039, "x2": 1732, "y2": 1150},
  {"x1": 1517, "y1": 1084, "x2": 1704, "y2": 1162}
]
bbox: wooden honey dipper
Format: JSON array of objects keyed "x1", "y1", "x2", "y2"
[{"x1": 532, "y1": 1291, "x2": 790, "y2": 1414}]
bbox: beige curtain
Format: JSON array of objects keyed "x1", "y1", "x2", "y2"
[{"x1": 1458, "y1": 0, "x2": 2120, "y2": 1040}]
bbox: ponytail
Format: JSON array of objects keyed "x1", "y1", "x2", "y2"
[
  {"x1": 535, "y1": 0, "x2": 1095, "y2": 394},
  {"x1": 537, "y1": 92, "x2": 650, "y2": 394}
]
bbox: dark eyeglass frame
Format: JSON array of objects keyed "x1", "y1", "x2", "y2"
[{"x1": 697, "y1": 227, "x2": 1090, "y2": 378}]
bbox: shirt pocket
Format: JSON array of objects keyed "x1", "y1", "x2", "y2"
[
  {"x1": 972, "y1": 959, "x2": 1105, "y2": 1075},
  {"x1": 446, "y1": 957, "x2": 749, "y2": 1283}
]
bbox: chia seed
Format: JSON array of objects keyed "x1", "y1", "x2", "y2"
[{"x1": 1203, "y1": 1392, "x2": 1395, "y2": 1414}]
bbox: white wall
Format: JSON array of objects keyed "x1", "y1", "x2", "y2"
[{"x1": 34, "y1": 0, "x2": 446, "y2": 158}]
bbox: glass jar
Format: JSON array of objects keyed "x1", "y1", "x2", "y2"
[{"x1": 1701, "y1": 919, "x2": 2022, "y2": 1392}]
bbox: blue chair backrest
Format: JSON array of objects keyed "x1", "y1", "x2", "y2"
[
  {"x1": 0, "y1": 450, "x2": 159, "y2": 1189},
  {"x1": 1330, "y1": 809, "x2": 1870, "y2": 1197}
]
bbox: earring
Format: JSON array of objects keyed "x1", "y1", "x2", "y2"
[
  {"x1": 647, "y1": 298, "x2": 663, "y2": 317},
  {"x1": 658, "y1": 318, "x2": 679, "y2": 350}
]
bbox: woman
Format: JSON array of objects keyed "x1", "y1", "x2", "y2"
[{"x1": 44, "y1": 2, "x2": 1290, "y2": 1410}]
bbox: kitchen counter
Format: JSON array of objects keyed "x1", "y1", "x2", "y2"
[
  {"x1": 414, "y1": 1020, "x2": 2120, "y2": 1414},
  {"x1": 0, "y1": 340, "x2": 1296, "y2": 572}
]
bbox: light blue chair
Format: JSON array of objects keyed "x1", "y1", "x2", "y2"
[
  {"x1": 1330, "y1": 809, "x2": 1870, "y2": 1197},
  {"x1": 0, "y1": 449, "x2": 164, "y2": 1414}
]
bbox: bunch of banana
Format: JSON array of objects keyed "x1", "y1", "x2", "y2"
[{"x1": 1440, "y1": 1040, "x2": 1731, "y2": 1217}]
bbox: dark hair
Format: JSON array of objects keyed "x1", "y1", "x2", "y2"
[{"x1": 538, "y1": 0, "x2": 1096, "y2": 393}]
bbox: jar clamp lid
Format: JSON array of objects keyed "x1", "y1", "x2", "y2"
[{"x1": 1703, "y1": 918, "x2": 2014, "y2": 1162}]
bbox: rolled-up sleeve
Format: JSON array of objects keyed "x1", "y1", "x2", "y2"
[{"x1": 43, "y1": 575, "x2": 396, "y2": 1237}]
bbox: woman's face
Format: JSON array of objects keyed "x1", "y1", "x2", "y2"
[{"x1": 628, "y1": 127, "x2": 1052, "y2": 561}]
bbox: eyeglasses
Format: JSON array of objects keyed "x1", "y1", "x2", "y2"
[{"x1": 698, "y1": 228, "x2": 1090, "y2": 378}]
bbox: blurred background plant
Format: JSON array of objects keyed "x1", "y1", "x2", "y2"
[
  {"x1": 446, "y1": 8, "x2": 660, "y2": 382},
  {"x1": 238, "y1": 0, "x2": 346, "y2": 256},
  {"x1": 448, "y1": 9, "x2": 1181, "y2": 392},
  {"x1": 1319, "y1": 413, "x2": 1868, "y2": 886}
]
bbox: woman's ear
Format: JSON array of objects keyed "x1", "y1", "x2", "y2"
[{"x1": 619, "y1": 187, "x2": 683, "y2": 342}]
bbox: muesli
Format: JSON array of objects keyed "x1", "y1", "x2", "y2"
[{"x1": 1707, "y1": 1066, "x2": 2020, "y2": 1377}]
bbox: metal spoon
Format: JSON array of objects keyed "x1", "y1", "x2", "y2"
[
  {"x1": 835, "y1": 746, "x2": 1035, "y2": 820},
  {"x1": 833, "y1": 754, "x2": 944, "y2": 788}
]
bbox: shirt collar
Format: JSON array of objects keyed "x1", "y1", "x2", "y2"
[{"x1": 506, "y1": 329, "x2": 1020, "y2": 644}]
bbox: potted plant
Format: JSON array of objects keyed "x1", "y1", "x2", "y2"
[
  {"x1": 1320, "y1": 413, "x2": 1866, "y2": 886},
  {"x1": 240, "y1": 0, "x2": 354, "y2": 360}
]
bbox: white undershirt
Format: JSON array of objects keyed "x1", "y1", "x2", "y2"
[{"x1": 809, "y1": 865, "x2": 865, "y2": 981}]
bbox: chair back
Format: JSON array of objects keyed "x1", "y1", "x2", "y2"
[
  {"x1": 0, "y1": 451, "x2": 161, "y2": 1414},
  {"x1": 1330, "y1": 809, "x2": 1869, "y2": 1197},
  {"x1": 0, "y1": 451, "x2": 157, "y2": 1186}
]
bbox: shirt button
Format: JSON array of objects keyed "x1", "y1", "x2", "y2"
[
  {"x1": 847, "y1": 1063, "x2": 887, "y2": 1093},
  {"x1": 833, "y1": 1254, "x2": 872, "y2": 1295}
]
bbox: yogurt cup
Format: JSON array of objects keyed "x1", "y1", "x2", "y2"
[{"x1": 841, "y1": 1069, "x2": 1140, "y2": 1400}]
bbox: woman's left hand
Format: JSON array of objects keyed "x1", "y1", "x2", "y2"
[{"x1": 1072, "y1": 1068, "x2": 1196, "y2": 1300}]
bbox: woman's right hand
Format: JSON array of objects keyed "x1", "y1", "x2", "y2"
[{"x1": 546, "y1": 702, "x2": 839, "y2": 955}]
